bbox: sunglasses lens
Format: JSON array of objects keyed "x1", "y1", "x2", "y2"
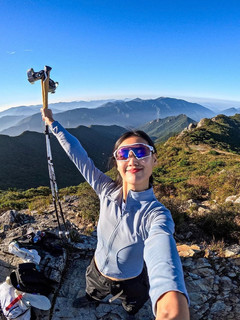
[
  {"x1": 116, "y1": 148, "x2": 129, "y2": 160},
  {"x1": 133, "y1": 145, "x2": 150, "y2": 158},
  {"x1": 115, "y1": 144, "x2": 151, "y2": 160}
]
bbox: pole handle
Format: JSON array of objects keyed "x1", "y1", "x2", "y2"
[{"x1": 41, "y1": 66, "x2": 51, "y2": 109}]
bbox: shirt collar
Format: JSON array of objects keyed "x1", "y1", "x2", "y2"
[
  {"x1": 107, "y1": 184, "x2": 156, "y2": 204},
  {"x1": 127, "y1": 187, "x2": 155, "y2": 201}
]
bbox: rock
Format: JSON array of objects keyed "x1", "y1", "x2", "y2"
[
  {"x1": 210, "y1": 301, "x2": 227, "y2": 314},
  {"x1": 196, "y1": 258, "x2": 212, "y2": 268},
  {"x1": 223, "y1": 244, "x2": 240, "y2": 257},
  {"x1": 177, "y1": 244, "x2": 203, "y2": 258},
  {"x1": 188, "y1": 123, "x2": 197, "y2": 130},
  {"x1": 198, "y1": 206, "x2": 211, "y2": 215},
  {"x1": 196, "y1": 118, "x2": 207, "y2": 128},
  {"x1": 234, "y1": 258, "x2": 240, "y2": 266},
  {"x1": 64, "y1": 195, "x2": 80, "y2": 203},
  {"x1": 220, "y1": 276, "x2": 232, "y2": 289},
  {"x1": 228, "y1": 272, "x2": 237, "y2": 278},
  {"x1": 235, "y1": 196, "x2": 240, "y2": 203},
  {"x1": 195, "y1": 267, "x2": 215, "y2": 277},
  {"x1": 188, "y1": 272, "x2": 201, "y2": 280},
  {"x1": 225, "y1": 195, "x2": 240, "y2": 203},
  {"x1": 1, "y1": 203, "x2": 240, "y2": 320},
  {"x1": 187, "y1": 199, "x2": 198, "y2": 206}
]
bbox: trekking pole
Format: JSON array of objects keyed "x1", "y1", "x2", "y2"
[
  {"x1": 27, "y1": 66, "x2": 69, "y2": 237},
  {"x1": 41, "y1": 66, "x2": 67, "y2": 232}
]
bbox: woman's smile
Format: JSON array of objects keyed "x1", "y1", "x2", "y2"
[{"x1": 127, "y1": 168, "x2": 142, "y2": 173}]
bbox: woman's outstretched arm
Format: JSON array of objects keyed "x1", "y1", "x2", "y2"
[
  {"x1": 41, "y1": 108, "x2": 113, "y2": 195},
  {"x1": 143, "y1": 207, "x2": 190, "y2": 319}
]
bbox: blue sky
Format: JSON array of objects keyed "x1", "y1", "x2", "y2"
[{"x1": 1, "y1": 0, "x2": 240, "y2": 111}]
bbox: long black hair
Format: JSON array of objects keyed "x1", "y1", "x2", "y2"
[{"x1": 110, "y1": 130, "x2": 157, "y2": 186}]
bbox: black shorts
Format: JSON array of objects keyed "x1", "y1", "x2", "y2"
[{"x1": 85, "y1": 258, "x2": 150, "y2": 315}]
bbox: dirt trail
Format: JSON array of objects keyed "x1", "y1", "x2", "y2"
[{"x1": 189, "y1": 144, "x2": 240, "y2": 158}]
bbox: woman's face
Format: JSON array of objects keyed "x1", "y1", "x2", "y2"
[{"x1": 116, "y1": 136, "x2": 157, "y2": 192}]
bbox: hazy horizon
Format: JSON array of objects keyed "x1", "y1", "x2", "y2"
[{"x1": 1, "y1": 95, "x2": 240, "y2": 114}]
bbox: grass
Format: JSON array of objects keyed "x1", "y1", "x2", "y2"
[{"x1": 0, "y1": 187, "x2": 51, "y2": 213}]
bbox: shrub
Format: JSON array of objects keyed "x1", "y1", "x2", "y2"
[
  {"x1": 0, "y1": 199, "x2": 28, "y2": 212},
  {"x1": 153, "y1": 167, "x2": 167, "y2": 176},
  {"x1": 28, "y1": 197, "x2": 51, "y2": 214},
  {"x1": 77, "y1": 192, "x2": 99, "y2": 224},
  {"x1": 60, "y1": 185, "x2": 79, "y2": 196},
  {"x1": 178, "y1": 159, "x2": 190, "y2": 167},
  {"x1": 159, "y1": 197, "x2": 188, "y2": 232},
  {"x1": 184, "y1": 176, "x2": 210, "y2": 200},
  {"x1": 208, "y1": 150, "x2": 220, "y2": 155},
  {"x1": 196, "y1": 203, "x2": 240, "y2": 242},
  {"x1": 208, "y1": 160, "x2": 225, "y2": 169},
  {"x1": 154, "y1": 182, "x2": 177, "y2": 198},
  {"x1": 24, "y1": 186, "x2": 50, "y2": 198}
]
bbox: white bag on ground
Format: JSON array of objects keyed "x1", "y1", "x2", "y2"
[
  {"x1": 8, "y1": 242, "x2": 41, "y2": 265},
  {"x1": 0, "y1": 281, "x2": 30, "y2": 320}
]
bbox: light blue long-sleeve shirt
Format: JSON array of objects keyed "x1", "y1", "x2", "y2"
[{"x1": 50, "y1": 121, "x2": 189, "y2": 315}]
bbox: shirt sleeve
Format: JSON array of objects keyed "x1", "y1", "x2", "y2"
[
  {"x1": 50, "y1": 121, "x2": 113, "y2": 195},
  {"x1": 143, "y1": 207, "x2": 190, "y2": 316}
]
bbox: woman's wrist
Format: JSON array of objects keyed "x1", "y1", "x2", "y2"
[
  {"x1": 46, "y1": 118, "x2": 55, "y2": 126},
  {"x1": 41, "y1": 108, "x2": 55, "y2": 125}
]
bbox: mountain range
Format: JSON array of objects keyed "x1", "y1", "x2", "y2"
[
  {"x1": 0, "y1": 99, "x2": 115, "y2": 117},
  {"x1": 0, "y1": 113, "x2": 196, "y2": 190},
  {"x1": 0, "y1": 97, "x2": 214, "y2": 136}
]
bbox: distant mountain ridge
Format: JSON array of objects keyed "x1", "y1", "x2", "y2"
[
  {"x1": 0, "y1": 115, "x2": 26, "y2": 131},
  {"x1": 0, "y1": 125, "x2": 126, "y2": 190},
  {"x1": 220, "y1": 107, "x2": 240, "y2": 116},
  {"x1": 138, "y1": 114, "x2": 196, "y2": 143},
  {"x1": 0, "y1": 99, "x2": 116, "y2": 118},
  {"x1": 0, "y1": 97, "x2": 214, "y2": 136}
]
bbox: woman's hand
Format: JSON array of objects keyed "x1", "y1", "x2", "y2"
[
  {"x1": 156, "y1": 291, "x2": 190, "y2": 320},
  {"x1": 41, "y1": 108, "x2": 55, "y2": 125}
]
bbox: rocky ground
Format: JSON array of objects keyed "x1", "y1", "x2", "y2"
[{"x1": 0, "y1": 196, "x2": 240, "y2": 320}]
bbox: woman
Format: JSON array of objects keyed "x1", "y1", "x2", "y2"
[{"x1": 41, "y1": 109, "x2": 190, "y2": 320}]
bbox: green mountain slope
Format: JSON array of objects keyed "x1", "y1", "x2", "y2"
[
  {"x1": 153, "y1": 114, "x2": 240, "y2": 202},
  {"x1": 0, "y1": 125, "x2": 126, "y2": 190},
  {"x1": 181, "y1": 114, "x2": 240, "y2": 153},
  {"x1": 137, "y1": 114, "x2": 196, "y2": 142}
]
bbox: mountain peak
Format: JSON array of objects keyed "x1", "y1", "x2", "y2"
[
  {"x1": 177, "y1": 113, "x2": 240, "y2": 154},
  {"x1": 131, "y1": 98, "x2": 143, "y2": 102}
]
